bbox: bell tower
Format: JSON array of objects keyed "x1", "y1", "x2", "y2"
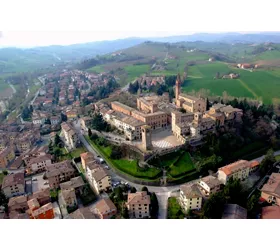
[
  {"x1": 175, "y1": 73, "x2": 181, "y2": 101},
  {"x1": 141, "y1": 125, "x2": 152, "y2": 151}
]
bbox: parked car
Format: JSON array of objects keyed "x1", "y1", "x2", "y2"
[
  {"x1": 44, "y1": 182, "x2": 48, "y2": 185},
  {"x1": 104, "y1": 165, "x2": 109, "y2": 170},
  {"x1": 33, "y1": 178, "x2": 37, "y2": 181}
]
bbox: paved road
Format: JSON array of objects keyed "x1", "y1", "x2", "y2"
[{"x1": 73, "y1": 119, "x2": 280, "y2": 218}]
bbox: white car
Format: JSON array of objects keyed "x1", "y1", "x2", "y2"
[{"x1": 104, "y1": 165, "x2": 109, "y2": 170}]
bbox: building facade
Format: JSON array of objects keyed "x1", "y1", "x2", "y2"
[{"x1": 126, "y1": 191, "x2": 151, "y2": 219}]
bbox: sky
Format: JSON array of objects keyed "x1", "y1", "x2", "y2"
[{"x1": 0, "y1": 0, "x2": 279, "y2": 48}]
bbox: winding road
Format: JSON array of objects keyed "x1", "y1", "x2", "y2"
[{"x1": 73, "y1": 119, "x2": 280, "y2": 218}]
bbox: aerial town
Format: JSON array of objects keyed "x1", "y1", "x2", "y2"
[{"x1": 1, "y1": 64, "x2": 280, "y2": 220}]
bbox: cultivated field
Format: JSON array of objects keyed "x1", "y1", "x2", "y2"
[{"x1": 182, "y1": 62, "x2": 280, "y2": 104}]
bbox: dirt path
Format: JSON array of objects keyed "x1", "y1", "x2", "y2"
[{"x1": 237, "y1": 79, "x2": 259, "y2": 100}]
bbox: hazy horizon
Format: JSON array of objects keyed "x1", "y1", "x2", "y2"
[{"x1": 0, "y1": 31, "x2": 279, "y2": 49}]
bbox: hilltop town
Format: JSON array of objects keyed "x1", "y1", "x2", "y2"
[{"x1": 0, "y1": 64, "x2": 280, "y2": 220}]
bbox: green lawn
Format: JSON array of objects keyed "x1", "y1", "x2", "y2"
[
  {"x1": 167, "y1": 197, "x2": 185, "y2": 219},
  {"x1": 69, "y1": 147, "x2": 87, "y2": 158},
  {"x1": 276, "y1": 155, "x2": 280, "y2": 161},
  {"x1": 88, "y1": 65, "x2": 104, "y2": 73},
  {"x1": 181, "y1": 62, "x2": 280, "y2": 104},
  {"x1": 85, "y1": 136, "x2": 161, "y2": 180},
  {"x1": 169, "y1": 152, "x2": 195, "y2": 177},
  {"x1": 124, "y1": 64, "x2": 151, "y2": 82}
]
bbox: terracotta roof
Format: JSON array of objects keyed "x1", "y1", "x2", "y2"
[
  {"x1": 250, "y1": 160, "x2": 260, "y2": 168},
  {"x1": 262, "y1": 206, "x2": 280, "y2": 219},
  {"x1": 219, "y1": 160, "x2": 251, "y2": 176},
  {"x1": 200, "y1": 176, "x2": 221, "y2": 188},
  {"x1": 68, "y1": 207, "x2": 99, "y2": 219},
  {"x1": 29, "y1": 188, "x2": 50, "y2": 203},
  {"x1": 2, "y1": 172, "x2": 25, "y2": 189},
  {"x1": 29, "y1": 154, "x2": 52, "y2": 165},
  {"x1": 127, "y1": 191, "x2": 151, "y2": 205},
  {"x1": 61, "y1": 188, "x2": 76, "y2": 201},
  {"x1": 0, "y1": 147, "x2": 14, "y2": 158},
  {"x1": 27, "y1": 198, "x2": 40, "y2": 210},
  {"x1": 46, "y1": 160, "x2": 74, "y2": 178},
  {"x1": 9, "y1": 211, "x2": 29, "y2": 219},
  {"x1": 91, "y1": 168, "x2": 109, "y2": 182},
  {"x1": 95, "y1": 198, "x2": 117, "y2": 217},
  {"x1": 60, "y1": 176, "x2": 85, "y2": 190},
  {"x1": 32, "y1": 202, "x2": 53, "y2": 217},
  {"x1": 261, "y1": 173, "x2": 280, "y2": 198},
  {"x1": 80, "y1": 152, "x2": 95, "y2": 160},
  {"x1": 180, "y1": 184, "x2": 203, "y2": 199},
  {"x1": 8, "y1": 195, "x2": 27, "y2": 208}
]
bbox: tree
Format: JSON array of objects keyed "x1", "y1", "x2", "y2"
[
  {"x1": 141, "y1": 186, "x2": 149, "y2": 192},
  {"x1": 45, "y1": 118, "x2": 51, "y2": 125},
  {"x1": 54, "y1": 134, "x2": 62, "y2": 147},
  {"x1": 122, "y1": 207, "x2": 129, "y2": 219},
  {"x1": 150, "y1": 193, "x2": 159, "y2": 219},
  {"x1": 91, "y1": 113, "x2": 109, "y2": 132},
  {"x1": 130, "y1": 187, "x2": 137, "y2": 193},
  {"x1": 61, "y1": 113, "x2": 67, "y2": 122},
  {"x1": 201, "y1": 192, "x2": 226, "y2": 219},
  {"x1": 53, "y1": 148, "x2": 62, "y2": 160},
  {"x1": 179, "y1": 108, "x2": 186, "y2": 113},
  {"x1": 88, "y1": 128, "x2": 92, "y2": 138},
  {"x1": 110, "y1": 146, "x2": 122, "y2": 160},
  {"x1": 260, "y1": 149, "x2": 276, "y2": 176},
  {"x1": 0, "y1": 191, "x2": 8, "y2": 212},
  {"x1": 2, "y1": 170, "x2": 8, "y2": 175}
]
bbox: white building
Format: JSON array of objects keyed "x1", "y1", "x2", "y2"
[
  {"x1": 86, "y1": 166, "x2": 111, "y2": 194},
  {"x1": 61, "y1": 122, "x2": 79, "y2": 149},
  {"x1": 179, "y1": 184, "x2": 203, "y2": 211},
  {"x1": 217, "y1": 160, "x2": 259, "y2": 185},
  {"x1": 105, "y1": 110, "x2": 144, "y2": 141},
  {"x1": 198, "y1": 175, "x2": 222, "y2": 196}
]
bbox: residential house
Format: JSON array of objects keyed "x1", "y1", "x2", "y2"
[
  {"x1": 94, "y1": 198, "x2": 117, "y2": 219},
  {"x1": 28, "y1": 199, "x2": 54, "y2": 219},
  {"x1": 46, "y1": 161, "x2": 76, "y2": 189},
  {"x1": 126, "y1": 191, "x2": 151, "y2": 219},
  {"x1": 80, "y1": 117, "x2": 92, "y2": 132},
  {"x1": 0, "y1": 147, "x2": 15, "y2": 168},
  {"x1": 8, "y1": 195, "x2": 28, "y2": 213},
  {"x1": 50, "y1": 116, "x2": 61, "y2": 126},
  {"x1": 88, "y1": 168, "x2": 111, "y2": 194},
  {"x1": 61, "y1": 122, "x2": 79, "y2": 149},
  {"x1": 197, "y1": 175, "x2": 222, "y2": 196},
  {"x1": 66, "y1": 111, "x2": 77, "y2": 121},
  {"x1": 27, "y1": 154, "x2": 52, "y2": 174},
  {"x1": 68, "y1": 207, "x2": 99, "y2": 219},
  {"x1": 261, "y1": 206, "x2": 280, "y2": 219},
  {"x1": 80, "y1": 152, "x2": 96, "y2": 170},
  {"x1": 9, "y1": 211, "x2": 30, "y2": 219},
  {"x1": 2, "y1": 172, "x2": 25, "y2": 198},
  {"x1": 203, "y1": 103, "x2": 243, "y2": 127},
  {"x1": 60, "y1": 188, "x2": 77, "y2": 210},
  {"x1": 217, "y1": 160, "x2": 259, "y2": 185},
  {"x1": 260, "y1": 173, "x2": 280, "y2": 206},
  {"x1": 60, "y1": 176, "x2": 85, "y2": 195},
  {"x1": 28, "y1": 188, "x2": 51, "y2": 206},
  {"x1": 222, "y1": 204, "x2": 247, "y2": 219},
  {"x1": 179, "y1": 184, "x2": 203, "y2": 211}
]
